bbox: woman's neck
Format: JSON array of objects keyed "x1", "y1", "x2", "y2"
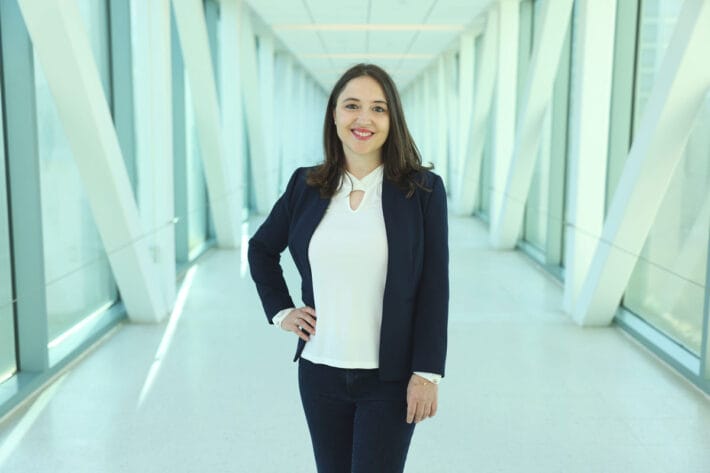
[{"x1": 344, "y1": 156, "x2": 383, "y2": 180}]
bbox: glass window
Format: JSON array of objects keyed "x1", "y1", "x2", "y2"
[
  {"x1": 0, "y1": 74, "x2": 17, "y2": 383},
  {"x1": 607, "y1": 0, "x2": 682, "y2": 204},
  {"x1": 623, "y1": 94, "x2": 710, "y2": 355},
  {"x1": 631, "y1": 0, "x2": 682, "y2": 134},
  {"x1": 621, "y1": 0, "x2": 707, "y2": 355},
  {"x1": 34, "y1": 0, "x2": 118, "y2": 347},
  {"x1": 521, "y1": 1, "x2": 571, "y2": 268}
]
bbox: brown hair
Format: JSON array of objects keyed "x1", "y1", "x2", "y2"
[{"x1": 306, "y1": 63, "x2": 432, "y2": 198}]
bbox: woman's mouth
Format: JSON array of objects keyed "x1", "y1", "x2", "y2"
[{"x1": 351, "y1": 128, "x2": 374, "y2": 141}]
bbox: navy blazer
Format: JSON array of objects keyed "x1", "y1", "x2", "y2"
[{"x1": 248, "y1": 166, "x2": 449, "y2": 381}]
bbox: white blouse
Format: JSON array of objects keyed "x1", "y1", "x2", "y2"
[{"x1": 272, "y1": 164, "x2": 440, "y2": 383}]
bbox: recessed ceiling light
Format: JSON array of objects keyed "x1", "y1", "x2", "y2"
[
  {"x1": 274, "y1": 24, "x2": 465, "y2": 32},
  {"x1": 302, "y1": 53, "x2": 434, "y2": 59}
]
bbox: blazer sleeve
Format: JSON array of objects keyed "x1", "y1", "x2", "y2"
[
  {"x1": 248, "y1": 168, "x2": 301, "y2": 324},
  {"x1": 411, "y1": 174, "x2": 449, "y2": 377}
]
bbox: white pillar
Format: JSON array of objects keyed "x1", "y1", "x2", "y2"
[
  {"x1": 219, "y1": 0, "x2": 246, "y2": 224},
  {"x1": 131, "y1": 0, "x2": 177, "y2": 314},
  {"x1": 238, "y1": 8, "x2": 270, "y2": 213},
  {"x1": 573, "y1": 0, "x2": 710, "y2": 325},
  {"x1": 18, "y1": 0, "x2": 168, "y2": 322},
  {"x1": 563, "y1": 0, "x2": 617, "y2": 312},
  {"x1": 172, "y1": 0, "x2": 239, "y2": 247},
  {"x1": 489, "y1": 0, "x2": 519, "y2": 241},
  {"x1": 456, "y1": 11, "x2": 497, "y2": 215},
  {"x1": 490, "y1": 0, "x2": 574, "y2": 249},
  {"x1": 454, "y1": 31, "x2": 476, "y2": 201},
  {"x1": 435, "y1": 57, "x2": 449, "y2": 188},
  {"x1": 258, "y1": 32, "x2": 278, "y2": 203}
]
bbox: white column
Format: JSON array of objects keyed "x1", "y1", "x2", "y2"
[
  {"x1": 220, "y1": 0, "x2": 245, "y2": 224},
  {"x1": 563, "y1": 0, "x2": 617, "y2": 312},
  {"x1": 18, "y1": 0, "x2": 168, "y2": 322},
  {"x1": 278, "y1": 55, "x2": 295, "y2": 190},
  {"x1": 172, "y1": 0, "x2": 239, "y2": 247},
  {"x1": 456, "y1": 12, "x2": 498, "y2": 216},
  {"x1": 489, "y1": 0, "x2": 519, "y2": 241},
  {"x1": 490, "y1": 0, "x2": 574, "y2": 249},
  {"x1": 421, "y1": 71, "x2": 433, "y2": 165},
  {"x1": 435, "y1": 57, "x2": 449, "y2": 188},
  {"x1": 445, "y1": 51, "x2": 458, "y2": 190},
  {"x1": 258, "y1": 32, "x2": 278, "y2": 203},
  {"x1": 238, "y1": 8, "x2": 270, "y2": 213},
  {"x1": 131, "y1": 0, "x2": 177, "y2": 314},
  {"x1": 454, "y1": 31, "x2": 476, "y2": 201},
  {"x1": 573, "y1": 0, "x2": 710, "y2": 325}
]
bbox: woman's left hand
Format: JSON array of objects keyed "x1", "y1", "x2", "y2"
[{"x1": 406, "y1": 374, "x2": 438, "y2": 424}]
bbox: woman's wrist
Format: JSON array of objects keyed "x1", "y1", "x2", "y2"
[{"x1": 413, "y1": 371, "x2": 441, "y2": 385}]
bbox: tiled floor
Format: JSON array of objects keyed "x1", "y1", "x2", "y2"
[{"x1": 0, "y1": 216, "x2": 708, "y2": 472}]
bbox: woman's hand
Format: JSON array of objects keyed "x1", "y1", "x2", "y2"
[
  {"x1": 282, "y1": 307, "x2": 317, "y2": 342},
  {"x1": 406, "y1": 374, "x2": 438, "y2": 424}
]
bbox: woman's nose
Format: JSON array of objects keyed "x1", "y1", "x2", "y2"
[{"x1": 355, "y1": 110, "x2": 373, "y2": 123}]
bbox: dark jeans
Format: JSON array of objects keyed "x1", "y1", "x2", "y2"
[{"x1": 298, "y1": 357, "x2": 416, "y2": 473}]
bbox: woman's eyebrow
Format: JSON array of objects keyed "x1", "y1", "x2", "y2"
[{"x1": 341, "y1": 97, "x2": 388, "y2": 104}]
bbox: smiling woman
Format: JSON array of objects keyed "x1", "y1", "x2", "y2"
[{"x1": 248, "y1": 63, "x2": 449, "y2": 473}]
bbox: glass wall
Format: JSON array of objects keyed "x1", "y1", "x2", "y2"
[
  {"x1": 624, "y1": 96, "x2": 710, "y2": 355},
  {"x1": 615, "y1": 0, "x2": 707, "y2": 355},
  {"x1": 34, "y1": 0, "x2": 118, "y2": 346},
  {"x1": 0, "y1": 75, "x2": 16, "y2": 383}
]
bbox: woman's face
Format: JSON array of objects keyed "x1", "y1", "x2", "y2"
[{"x1": 333, "y1": 75, "x2": 390, "y2": 162}]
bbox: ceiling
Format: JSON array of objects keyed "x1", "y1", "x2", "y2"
[{"x1": 243, "y1": 0, "x2": 494, "y2": 92}]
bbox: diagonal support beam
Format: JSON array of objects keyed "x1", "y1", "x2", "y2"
[
  {"x1": 172, "y1": 0, "x2": 239, "y2": 247},
  {"x1": 490, "y1": 0, "x2": 574, "y2": 249},
  {"x1": 455, "y1": 11, "x2": 497, "y2": 216},
  {"x1": 488, "y1": 0, "x2": 519, "y2": 236},
  {"x1": 573, "y1": 0, "x2": 710, "y2": 325},
  {"x1": 17, "y1": 0, "x2": 168, "y2": 322}
]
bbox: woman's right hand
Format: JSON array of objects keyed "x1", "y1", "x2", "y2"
[{"x1": 282, "y1": 306, "x2": 317, "y2": 342}]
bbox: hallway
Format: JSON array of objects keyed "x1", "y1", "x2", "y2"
[{"x1": 0, "y1": 215, "x2": 708, "y2": 472}]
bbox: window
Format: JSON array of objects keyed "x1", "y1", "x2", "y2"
[
  {"x1": 34, "y1": 0, "x2": 118, "y2": 349},
  {"x1": 620, "y1": 0, "x2": 707, "y2": 355}
]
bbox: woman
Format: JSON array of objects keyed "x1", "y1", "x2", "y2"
[{"x1": 248, "y1": 63, "x2": 449, "y2": 473}]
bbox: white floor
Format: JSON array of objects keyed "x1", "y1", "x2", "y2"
[{"x1": 0, "y1": 216, "x2": 708, "y2": 473}]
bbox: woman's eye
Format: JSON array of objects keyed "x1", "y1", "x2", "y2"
[
  {"x1": 344, "y1": 104, "x2": 358, "y2": 110},
  {"x1": 373, "y1": 106, "x2": 387, "y2": 113}
]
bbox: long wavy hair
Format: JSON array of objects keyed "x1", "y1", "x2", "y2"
[{"x1": 306, "y1": 63, "x2": 432, "y2": 198}]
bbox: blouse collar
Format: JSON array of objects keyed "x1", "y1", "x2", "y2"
[{"x1": 342, "y1": 164, "x2": 384, "y2": 193}]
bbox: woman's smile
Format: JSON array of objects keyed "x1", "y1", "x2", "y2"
[{"x1": 351, "y1": 128, "x2": 375, "y2": 140}]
